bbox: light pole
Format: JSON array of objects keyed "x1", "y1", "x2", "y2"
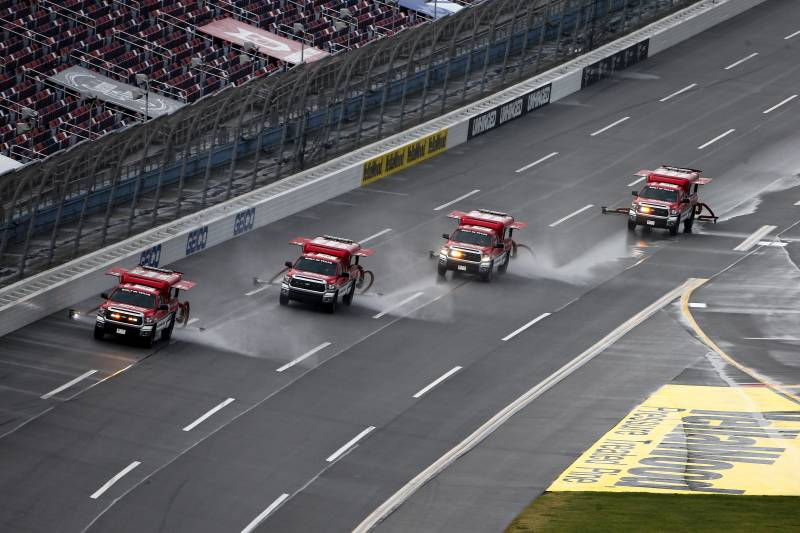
[{"x1": 134, "y1": 73, "x2": 150, "y2": 122}]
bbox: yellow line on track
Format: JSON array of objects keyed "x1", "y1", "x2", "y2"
[{"x1": 681, "y1": 280, "x2": 800, "y2": 403}]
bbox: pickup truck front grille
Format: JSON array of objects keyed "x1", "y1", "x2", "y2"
[
  {"x1": 640, "y1": 204, "x2": 669, "y2": 217},
  {"x1": 106, "y1": 308, "x2": 143, "y2": 325},
  {"x1": 452, "y1": 248, "x2": 482, "y2": 263},
  {"x1": 290, "y1": 277, "x2": 326, "y2": 293}
]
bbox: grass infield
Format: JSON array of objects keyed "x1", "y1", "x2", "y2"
[{"x1": 505, "y1": 492, "x2": 800, "y2": 532}]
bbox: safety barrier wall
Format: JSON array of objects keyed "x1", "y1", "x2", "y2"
[{"x1": 0, "y1": 0, "x2": 768, "y2": 337}]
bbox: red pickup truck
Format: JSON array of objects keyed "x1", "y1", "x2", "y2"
[
  {"x1": 628, "y1": 166, "x2": 712, "y2": 235},
  {"x1": 438, "y1": 209, "x2": 526, "y2": 282},
  {"x1": 95, "y1": 265, "x2": 194, "y2": 347}
]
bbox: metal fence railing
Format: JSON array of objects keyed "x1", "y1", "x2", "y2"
[{"x1": 0, "y1": 0, "x2": 694, "y2": 284}]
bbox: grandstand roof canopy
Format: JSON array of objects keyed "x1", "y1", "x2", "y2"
[{"x1": 0, "y1": 154, "x2": 23, "y2": 176}]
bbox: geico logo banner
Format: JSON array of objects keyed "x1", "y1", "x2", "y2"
[
  {"x1": 548, "y1": 384, "x2": 800, "y2": 496},
  {"x1": 139, "y1": 244, "x2": 161, "y2": 267},
  {"x1": 361, "y1": 129, "x2": 449, "y2": 185},
  {"x1": 185, "y1": 226, "x2": 208, "y2": 256}
]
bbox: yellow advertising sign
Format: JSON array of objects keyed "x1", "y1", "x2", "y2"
[
  {"x1": 361, "y1": 129, "x2": 448, "y2": 186},
  {"x1": 549, "y1": 385, "x2": 800, "y2": 495}
]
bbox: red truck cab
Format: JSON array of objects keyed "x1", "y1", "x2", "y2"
[
  {"x1": 628, "y1": 166, "x2": 711, "y2": 235},
  {"x1": 95, "y1": 265, "x2": 194, "y2": 347},
  {"x1": 280, "y1": 235, "x2": 374, "y2": 313},
  {"x1": 438, "y1": 209, "x2": 526, "y2": 282}
]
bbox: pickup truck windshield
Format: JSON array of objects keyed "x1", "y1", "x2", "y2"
[
  {"x1": 639, "y1": 186, "x2": 678, "y2": 203},
  {"x1": 295, "y1": 257, "x2": 337, "y2": 276},
  {"x1": 110, "y1": 288, "x2": 156, "y2": 308},
  {"x1": 451, "y1": 229, "x2": 493, "y2": 247}
]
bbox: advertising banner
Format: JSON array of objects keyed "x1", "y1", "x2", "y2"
[
  {"x1": 362, "y1": 129, "x2": 448, "y2": 185},
  {"x1": 198, "y1": 18, "x2": 328, "y2": 64},
  {"x1": 467, "y1": 83, "x2": 551, "y2": 140},
  {"x1": 581, "y1": 40, "x2": 650, "y2": 89}
]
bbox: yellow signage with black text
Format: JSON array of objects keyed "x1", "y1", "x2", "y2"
[
  {"x1": 549, "y1": 385, "x2": 800, "y2": 495},
  {"x1": 361, "y1": 129, "x2": 448, "y2": 186}
]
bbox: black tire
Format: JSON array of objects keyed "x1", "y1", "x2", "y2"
[
  {"x1": 161, "y1": 315, "x2": 175, "y2": 341},
  {"x1": 342, "y1": 283, "x2": 355, "y2": 306},
  {"x1": 142, "y1": 329, "x2": 156, "y2": 349},
  {"x1": 497, "y1": 252, "x2": 509, "y2": 274},
  {"x1": 669, "y1": 215, "x2": 680, "y2": 236},
  {"x1": 481, "y1": 262, "x2": 494, "y2": 283},
  {"x1": 324, "y1": 295, "x2": 338, "y2": 314},
  {"x1": 437, "y1": 263, "x2": 447, "y2": 277},
  {"x1": 683, "y1": 211, "x2": 694, "y2": 233},
  {"x1": 627, "y1": 219, "x2": 636, "y2": 231},
  {"x1": 279, "y1": 292, "x2": 289, "y2": 306},
  {"x1": 93, "y1": 325, "x2": 104, "y2": 340}
]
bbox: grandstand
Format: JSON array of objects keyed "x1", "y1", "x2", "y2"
[{"x1": 0, "y1": 0, "x2": 478, "y2": 164}]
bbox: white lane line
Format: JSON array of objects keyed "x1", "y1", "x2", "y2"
[
  {"x1": 744, "y1": 336, "x2": 800, "y2": 341},
  {"x1": 373, "y1": 292, "x2": 424, "y2": 319},
  {"x1": 360, "y1": 188, "x2": 409, "y2": 197},
  {"x1": 548, "y1": 204, "x2": 594, "y2": 228},
  {"x1": 40, "y1": 369, "x2": 97, "y2": 399},
  {"x1": 501, "y1": 313, "x2": 551, "y2": 341},
  {"x1": 90, "y1": 461, "x2": 141, "y2": 499},
  {"x1": 659, "y1": 83, "x2": 697, "y2": 102},
  {"x1": 187, "y1": 318, "x2": 199, "y2": 326},
  {"x1": 359, "y1": 228, "x2": 392, "y2": 244},
  {"x1": 241, "y1": 493, "x2": 290, "y2": 533},
  {"x1": 326, "y1": 426, "x2": 376, "y2": 463},
  {"x1": 784, "y1": 30, "x2": 800, "y2": 40},
  {"x1": 697, "y1": 128, "x2": 735, "y2": 150},
  {"x1": 515, "y1": 151, "x2": 559, "y2": 173},
  {"x1": 182, "y1": 398, "x2": 235, "y2": 432},
  {"x1": 627, "y1": 176, "x2": 646, "y2": 187},
  {"x1": 413, "y1": 366, "x2": 462, "y2": 398},
  {"x1": 276, "y1": 342, "x2": 332, "y2": 372},
  {"x1": 758, "y1": 241, "x2": 788, "y2": 247},
  {"x1": 724, "y1": 52, "x2": 758, "y2": 70},
  {"x1": 433, "y1": 189, "x2": 480, "y2": 211},
  {"x1": 763, "y1": 94, "x2": 798, "y2": 114},
  {"x1": 245, "y1": 284, "x2": 270, "y2": 296},
  {"x1": 734, "y1": 225, "x2": 777, "y2": 251},
  {"x1": 354, "y1": 277, "x2": 708, "y2": 532},
  {"x1": 795, "y1": 200, "x2": 800, "y2": 206},
  {"x1": 589, "y1": 116, "x2": 629, "y2": 136},
  {"x1": 688, "y1": 302, "x2": 707, "y2": 309}
]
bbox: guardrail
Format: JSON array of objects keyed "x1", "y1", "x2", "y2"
[{"x1": 0, "y1": 0, "x2": 768, "y2": 338}]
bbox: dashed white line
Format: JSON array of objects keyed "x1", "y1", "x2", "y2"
[
  {"x1": 590, "y1": 116, "x2": 629, "y2": 137},
  {"x1": 515, "y1": 151, "x2": 559, "y2": 173},
  {"x1": 433, "y1": 189, "x2": 480, "y2": 211},
  {"x1": 90, "y1": 461, "x2": 141, "y2": 499},
  {"x1": 182, "y1": 398, "x2": 235, "y2": 432},
  {"x1": 734, "y1": 225, "x2": 777, "y2": 252},
  {"x1": 241, "y1": 493, "x2": 290, "y2": 533},
  {"x1": 757, "y1": 240, "x2": 788, "y2": 247},
  {"x1": 784, "y1": 30, "x2": 800, "y2": 40},
  {"x1": 697, "y1": 128, "x2": 735, "y2": 150},
  {"x1": 763, "y1": 94, "x2": 798, "y2": 114},
  {"x1": 276, "y1": 342, "x2": 332, "y2": 372},
  {"x1": 245, "y1": 284, "x2": 270, "y2": 296},
  {"x1": 659, "y1": 83, "x2": 697, "y2": 102},
  {"x1": 548, "y1": 205, "x2": 594, "y2": 228},
  {"x1": 795, "y1": 200, "x2": 800, "y2": 206},
  {"x1": 501, "y1": 313, "x2": 551, "y2": 341},
  {"x1": 373, "y1": 292, "x2": 425, "y2": 319},
  {"x1": 359, "y1": 228, "x2": 392, "y2": 244},
  {"x1": 41, "y1": 369, "x2": 97, "y2": 399},
  {"x1": 724, "y1": 52, "x2": 758, "y2": 70},
  {"x1": 627, "y1": 176, "x2": 646, "y2": 187},
  {"x1": 326, "y1": 426, "x2": 376, "y2": 463},
  {"x1": 187, "y1": 317, "x2": 199, "y2": 326},
  {"x1": 688, "y1": 302, "x2": 707, "y2": 309},
  {"x1": 413, "y1": 366, "x2": 463, "y2": 398}
]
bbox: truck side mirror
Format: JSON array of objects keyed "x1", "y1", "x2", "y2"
[
  {"x1": 442, "y1": 233, "x2": 449, "y2": 239},
  {"x1": 340, "y1": 272, "x2": 350, "y2": 279},
  {"x1": 681, "y1": 198, "x2": 690, "y2": 204},
  {"x1": 494, "y1": 243, "x2": 504, "y2": 249},
  {"x1": 101, "y1": 292, "x2": 109, "y2": 300},
  {"x1": 159, "y1": 304, "x2": 169, "y2": 311},
  {"x1": 284, "y1": 261, "x2": 293, "y2": 268},
  {"x1": 631, "y1": 190, "x2": 638, "y2": 196}
]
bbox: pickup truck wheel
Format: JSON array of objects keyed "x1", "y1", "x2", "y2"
[
  {"x1": 627, "y1": 219, "x2": 636, "y2": 231},
  {"x1": 93, "y1": 325, "x2": 104, "y2": 340},
  {"x1": 669, "y1": 215, "x2": 680, "y2": 236},
  {"x1": 279, "y1": 292, "x2": 289, "y2": 306},
  {"x1": 498, "y1": 253, "x2": 509, "y2": 274},
  {"x1": 437, "y1": 263, "x2": 447, "y2": 277},
  {"x1": 342, "y1": 284, "x2": 355, "y2": 306},
  {"x1": 325, "y1": 297, "x2": 337, "y2": 314},
  {"x1": 142, "y1": 329, "x2": 156, "y2": 349},
  {"x1": 683, "y1": 212, "x2": 694, "y2": 233},
  {"x1": 161, "y1": 315, "x2": 175, "y2": 341},
  {"x1": 481, "y1": 262, "x2": 494, "y2": 283}
]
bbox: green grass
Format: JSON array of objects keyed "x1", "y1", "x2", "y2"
[{"x1": 505, "y1": 492, "x2": 800, "y2": 533}]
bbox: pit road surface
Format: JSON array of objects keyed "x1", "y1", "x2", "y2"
[{"x1": 2, "y1": 1, "x2": 800, "y2": 532}]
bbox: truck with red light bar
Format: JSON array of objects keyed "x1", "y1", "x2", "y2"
[
  {"x1": 280, "y1": 235, "x2": 374, "y2": 313},
  {"x1": 94, "y1": 265, "x2": 195, "y2": 347},
  {"x1": 438, "y1": 209, "x2": 527, "y2": 282},
  {"x1": 619, "y1": 166, "x2": 715, "y2": 235}
]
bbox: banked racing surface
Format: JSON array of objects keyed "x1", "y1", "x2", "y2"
[{"x1": 2, "y1": 1, "x2": 800, "y2": 532}]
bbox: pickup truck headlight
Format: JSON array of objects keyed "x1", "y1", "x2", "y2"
[
  {"x1": 144, "y1": 316, "x2": 156, "y2": 325},
  {"x1": 481, "y1": 254, "x2": 491, "y2": 262},
  {"x1": 327, "y1": 284, "x2": 336, "y2": 290},
  {"x1": 670, "y1": 208, "x2": 679, "y2": 216}
]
